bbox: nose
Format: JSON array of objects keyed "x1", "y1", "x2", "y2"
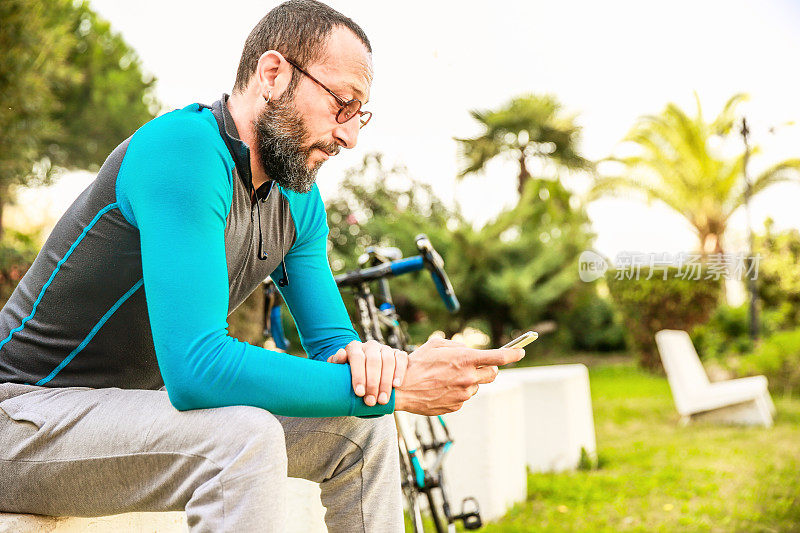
[{"x1": 332, "y1": 116, "x2": 360, "y2": 149}]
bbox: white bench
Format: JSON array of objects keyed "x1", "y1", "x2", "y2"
[
  {"x1": 0, "y1": 512, "x2": 187, "y2": 533},
  {"x1": 436, "y1": 377, "x2": 528, "y2": 522},
  {"x1": 0, "y1": 480, "x2": 327, "y2": 533},
  {"x1": 496, "y1": 364, "x2": 597, "y2": 472},
  {"x1": 655, "y1": 329, "x2": 776, "y2": 427}
]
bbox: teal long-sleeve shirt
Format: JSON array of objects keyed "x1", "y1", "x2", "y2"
[
  {"x1": 116, "y1": 101, "x2": 395, "y2": 417},
  {"x1": 0, "y1": 96, "x2": 394, "y2": 417}
]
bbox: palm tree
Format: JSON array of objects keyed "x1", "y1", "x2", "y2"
[
  {"x1": 455, "y1": 94, "x2": 591, "y2": 195},
  {"x1": 591, "y1": 93, "x2": 800, "y2": 255}
]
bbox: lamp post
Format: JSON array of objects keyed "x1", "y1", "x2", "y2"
[{"x1": 739, "y1": 117, "x2": 759, "y2": 341}]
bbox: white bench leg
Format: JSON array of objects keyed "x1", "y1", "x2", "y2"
[{"x1": 690, "y1": 398, "x2": 773, "y2": 427}]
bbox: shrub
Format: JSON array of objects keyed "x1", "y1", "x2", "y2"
[
  {"x1": 756, "y1": 220, "x2": 800, "y2": 329},
  {"x1": 606, "y1": 267, "x2": 723, "y2": 371},
  {"x1": 0, "y1": 231, "x2": 38, "y2": 305},
  {"x1": 691, "y1": 304, "x2": 752, "y2": 360},
  {"x1": 691, "y1": 303, "x2": 788, "y2": 361},
  {"x1": 558, "y1": 287, "x2": 627, "y2": 352},
  {"x1": 736, "y1": 328, "x2": 800, "y2": 394}
]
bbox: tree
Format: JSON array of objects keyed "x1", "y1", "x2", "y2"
[
  {"x1": 326, "y1": 153, "x2": 467, "y2": 338},
  {"x1": 591, "y1": 94, "x2": 800, "y2": 255},
  {"x1": 46, "y1": 1, "x2": 159, "y2": 170},
  {"x1": 458, "y1": 177, "x2": 594, "y2": 344},
  {"x1": 0, "y1": 0, "x2": 158, "y2": 238},
  {"x1": 0, "y1": 0, "x2": 74, "y2": 236},
  {"x1": 455, "y1": 94, "x2": 590, "y2": 195},
  {"x1": 327, "y1": 153, "x2": 594, "y2": 346}
]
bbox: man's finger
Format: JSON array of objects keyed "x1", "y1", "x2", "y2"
[
  {"x1": 363, "y1": 341, "x2": 382, "y2": 406},
  {"x1": 377, "y1": 345, "x2": 396, "y2": 405},
  {"x1": 475, "y1": 365, "x2": 499, "y2": 384},
  {"x1": 393, "y1": 350, "x2": 408, "y2": 388},
  {"x1": 327, "y1": 348, "x2": 346, "y2": 364},
  {"x1": 347, "y1": 343, "x2": 367, "y2": 397},
  {"x1": 465, "y1": 347, "x2": 524, "y2": 368}
]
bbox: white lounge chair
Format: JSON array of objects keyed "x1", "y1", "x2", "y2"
[{"x1": 655, "y1": 329, "x2": 776, "y2": 427}]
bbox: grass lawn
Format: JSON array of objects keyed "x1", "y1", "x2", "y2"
[{"x1": 473, "y1": 361, "x2": 800, "y2": 532}]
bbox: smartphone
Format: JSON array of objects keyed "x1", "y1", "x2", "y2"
[{"x1": 501, "y1": 331, "x2": 539, "y2": 349}]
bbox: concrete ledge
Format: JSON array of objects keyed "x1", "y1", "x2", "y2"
[
  {"x1": 497, "y1": 364, "x2": 597, "y2": 472},
  {"x1": 0, "y1": 479, "x2": 327, "y2": 533},
  {"x1": 0, "y1": 485, "x2": 327, "y2": 533},
  {"x1": 0, "y1": 512, "x2": 187, "y2": 533},
  {"x1": 284, "y1": 477, "x2": 327, "y2": 533},
  {"x1": 435, "y1": 377, "x2": 528, "y2": 522}
]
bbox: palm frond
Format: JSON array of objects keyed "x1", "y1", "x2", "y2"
[
  {"x1": 454, "y1": 134, "x2": 505, "y2": 178},
  {"x1": 711, "y1": 93, "x2": 749, "y2": 136},
  {"x1": 726, "y1": 158, "x2": 800, "y2": 213},
  {"x1": 588, "y1": 175, "x2": 691, "y2": 217}
]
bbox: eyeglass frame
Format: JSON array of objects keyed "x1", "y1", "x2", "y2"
[{"x1": 282, "y1": 56, "x2": 372, "y2": 128}]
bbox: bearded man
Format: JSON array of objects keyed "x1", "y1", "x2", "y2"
[{"x1": 0, "y1": 1, "x2": 523, "y2": 531}]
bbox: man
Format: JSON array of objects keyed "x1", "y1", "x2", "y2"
[{"x1": 0, "y1": 1, "x2": 523, "y2": 531}]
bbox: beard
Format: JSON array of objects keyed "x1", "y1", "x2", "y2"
[{"x1": 253, "y1": 91, "x2": 339, "y2": 194}]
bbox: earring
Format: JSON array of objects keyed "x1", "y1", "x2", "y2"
[{"x1": 264, "y1": 90, "x2": 272, "y2": 104}]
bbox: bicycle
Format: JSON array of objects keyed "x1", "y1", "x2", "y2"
[{"x1": 262, "y1": 234, "x2": 482, "y2": 533}]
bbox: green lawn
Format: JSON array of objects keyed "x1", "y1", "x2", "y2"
[{"x1": 479, "y1": 363, "x2": 800, "y2": 532}]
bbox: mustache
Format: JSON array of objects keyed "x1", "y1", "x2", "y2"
[{"x1": 310, "y1": 141, "x2": 340, "y2": 157}]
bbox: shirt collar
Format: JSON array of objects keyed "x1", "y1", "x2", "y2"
[{"x1": 209, "y1": 93, "x2": 254, "y2": 194}]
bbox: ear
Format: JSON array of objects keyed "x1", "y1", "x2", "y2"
[{"x1": 255, "y1": 51, "x2": 293, "y2": 100}]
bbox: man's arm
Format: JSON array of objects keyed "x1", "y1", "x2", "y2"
[
  {"x1": 115, "y1": 106, "x2": 392, "y2": 417},
  {"x1": 271, "y1": 185, "x2": 398, "y2": 411}
]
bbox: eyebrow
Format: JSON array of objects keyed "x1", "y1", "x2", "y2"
[{"x1": 340, "y1": 82, "x2": 368, "y2": 105}]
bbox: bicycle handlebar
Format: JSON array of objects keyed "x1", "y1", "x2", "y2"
[
  {"x1": 333, "y1": 235, "x2": 460, "y2": 313},
  {"x1": 390, "y1": 256, "x2": 424, "y2": 276},
  {"x1": 415, "y1": 234, "x2": 460, "y2": 312}
]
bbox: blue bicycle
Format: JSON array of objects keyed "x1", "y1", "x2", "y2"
[{"x1": 263, "y1": 234, "x2": 482, "y2": 533}]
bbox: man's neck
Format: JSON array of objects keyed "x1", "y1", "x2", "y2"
[{"x1": 226, "y1": 92, "x2": 271, "y2": 197}]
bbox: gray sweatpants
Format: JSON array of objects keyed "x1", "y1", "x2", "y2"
[{"x1": 0, "y1": 383, "x2": 403, "y2": 532}]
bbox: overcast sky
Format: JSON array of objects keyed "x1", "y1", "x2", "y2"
[{"x1": 22, "y1": 0, "x2": 800, "y2": 259}]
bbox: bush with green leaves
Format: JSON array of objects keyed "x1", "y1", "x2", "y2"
[
  {"x1": 690, "y1": 302, "x2": 791, "y2": 362},
  {"x1": 691, "y1": 304, "x2": 753, "y2": 360},
  {"x1": 756, "y1": 220, "x2": 800, "y2": 329},
  {"x1": 606, "y1": 268, "x2": 723, "y2": 370},
  {"x1": 556, "y1": 286, "x2": 627, "y2": 352},
  {"x1": 735, "y1": 328, "x2": 800, "y2": 394},
  {"x1": 0, "y1": 230, "x2": 39, "y2": 304}
]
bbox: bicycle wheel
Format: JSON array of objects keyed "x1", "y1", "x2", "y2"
[
  {"x1": 423, "y1": 486, "x2": 447, "y2": 533},
  {"x1": 398, "y1": 436, "x2": 425, "y2": 532}
]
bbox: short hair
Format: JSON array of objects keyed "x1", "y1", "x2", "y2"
[{"x1": 233, "y1": 0, "x2": 372, "y2": 93}]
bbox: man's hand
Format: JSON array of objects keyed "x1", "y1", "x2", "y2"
[
  {"x1": 327, "y1": 340, "x2": 408, "y2": 406},
  {"x1": 394, "y1": 337, "x2": 525, "y2": 415}
]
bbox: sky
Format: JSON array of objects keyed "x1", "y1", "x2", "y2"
[{"x1": 14, "y1": 0, "x2": 800, "y2": 261}]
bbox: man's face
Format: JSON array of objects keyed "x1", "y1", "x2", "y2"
[{"x1": 254, "y1": 27, "x2": 373, "y2": 193}]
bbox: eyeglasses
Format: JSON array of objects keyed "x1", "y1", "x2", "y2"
[{"x1": 283, "y1": 57, "x2": 372, "y2": 128}]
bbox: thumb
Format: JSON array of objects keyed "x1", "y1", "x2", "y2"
[{"x1": 327, "y1": 348, "x2": 347, "y2": 363}]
